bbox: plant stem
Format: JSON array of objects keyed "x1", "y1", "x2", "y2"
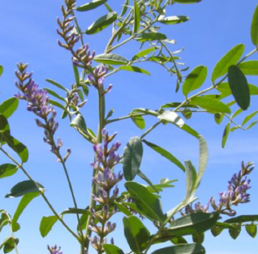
[
  {"x1": 140, "y1": 120, "x2": 162, "y2": 139},
  {"x1": 0, "y1": 147, "x2": 80, "y2": 242},
  {"x1": 6, "y1": 213, "x2": 19, "y2": 254}
]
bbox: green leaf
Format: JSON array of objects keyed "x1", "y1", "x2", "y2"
[
  {"x1": 0, "y1": 237, "x2": 19, "y2": 253},
  {"x1": 12, "y1": 192, "x2": 40, "y2": 232},
  {"x1": 225, "y1": 215, "x2": 258, "y2": 223},
  {"x1": 0, "y1": 98, "x2": 19, "y2": 119},
  {"x1": 40, "y1": 215, "x2": 58, "y2": 237},
  {"x1": 131, "y1": 114, "x2": 146, "y2": 130},
  {"x1": 124, "y1": 182, "x2": 166, "y2": 222},
  {"x1": 214, "y1": 113, "x2": 224, "y2": 124},
  {"x1": 192, "y1": 233, "x2": 204, "y2": 244},
  {"x1": 246, "y1": 224, "x2": 257, "y2": 238},
  {"x1": 137, "y1": 169, "x2": 159, "y2": 193},
  {"x1": 231, "y1": 108, "x2": 243, "y2": 119},
  {"x1": 191, "y1": 97, "x2": 231, "y2": 113},
  {"x1": 44, "y1": 88, "x2": 66, "y2": 102},
  {"x1": 123, "y1": 216, "x2": 150, "y2": 253},
  {"x1": 229, "y1": 224, "x2": 241, "y2": 239},
  {"x1": 94, "y1": 53, "x2": 128, "y2": 65},
  {"x1": 251, "y1": 5, "x2": 258, "y2": 46},
  {"x1": 123, "y1": 137, "x2": 143, "y2": 181},
  {"x1": 119, "y1": 66, "x2": 150, "y2": 75},
  {"x1": 0, "y1": 164, "x2": 18, "y2": 179},
  {"x1": 76, "y1": 0, "x2": 107, "y2": 11},
  {"x1": 70, "y1": 114, "x2": 87, "y2": 134},
  {"x1": 239, "y1": 61, "x2": 258, "y2": 75},
  {"x1": 136, "y1": 33, "x2": 167, "y2": 42},
  {"x1": 181, "y1": 124, "x2": 199, "y2": 139},
  {"x1": 228, "y1": 65, "x2": 250, "y2": 110},
  {"x1": 182, "y1": 66, "x2": 207, "y2": 96},
  {"x1": 158, "y1": 111, "x2": 185, "y2": 127},
  {"x1": 0, "y1": 65, "x2": 3, "y2": 77},
  {"x1": 86, "y1": 12, "x2": 117, "y2": 34},
  {"x1": 246, "y1": 121, "x2": 258, "y2": 130},
  {"x1": 0, "y1": 212, "x2": 9, "y2": 232},
  {"x1": 114, "y1": 202, "x2": 132, "y2": 216},
  {"x1": 146, "y1": 178, "x2": 177, "y2": 193},
  {"x1": 142, "y1": 140, "x2": 185, "y2": 172},
  {"x1": 211, "y1": 225, "x2": 224, "y2": 237},
  {"x1": 211, "y1": 44, "x2": 245, "y2": 82},
  {"x1": 73, "y1": 63, "x2": 80, "y2": 85},
  {"x1": 103, "y1": 244, "x2": 125, "y2": 254},
  {"x1": 0, "y1": 114, "x2": 10, "y2": 134},
  {"x1": 151, "y1": 244, "x2": 205, "y2": 254},
  {"x1": 2, "y1": 133, "x2": 29, "y2": 162},
  {"x1": 133, "y1": 0, "x2": 140, "y2": 33},
  {"x1": 61, "y1": 208, "x2": 91, "y2": 216},
  {"x1": 132, "y1": 47, "x2": 156, "y2": 61},
  {"x1": 45, "y1": 79, "x2": 67, "y2": 92},
  {"x1": 158, "y1": 15, "x2": 189, "y2": 25},
  {"x1": 104, "y1": 3, "x2": 113, "y2": 12},
  {"x1": 120, "y1": 0, "x2": 129, "y2": 16},
  {"x1": 242, "y1": 111, "x2": 258, "y2": 126},
  {"x1": 168, "y1": 212, "x2": 219, "y2": 236},
  {"x1": 5, "y1": 180, "x2": 44, "y2": 198},
  {"x1": 222, "y1": 123, "x2": 230, "y2": 148},
  {"x1": 49, "y1": 99, "x2": 66, "y2": 110}
]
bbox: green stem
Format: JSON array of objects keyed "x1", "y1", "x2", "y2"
[
  {"x1": 140, "y1": 120, "x2": 162, "y2": 139},
  {"x1": 6, "y1": 213, "x2": 19, "y2": 254},
  {"x1": 0, "y1": 148, "x2": 80, "y2": 242}
]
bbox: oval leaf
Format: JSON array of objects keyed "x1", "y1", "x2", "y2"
[
  {"x1": 136, "y1": 33, "x2": 167, "y2": 42},
  {"x1": 212, "y1": 44, "x2": 244, "y2": 82},
  {"x1": 251, "y1": 5, "x2": 258, "y2": 46},
  {"x1": 130, "y1": 114, "x2": 145, "y2": 130},
  {"x1": 239, "y1": 60, "x2": 258, "y2": 75},
  {"x1": 40, "y1": 215, "x2": 58, "y2": 237},
  {"x1": 0, "y1": 65, "x2": 3, "y2": 77},
  {"x1": 5, "y1": 180, "x2": 44, "y2": 198},
  {"x1": 158, "y1": 15, "x2": 189, "y2": 25},
  {"x1": 132, "y1": 47, "x2": 156, "y2": 61},
  {"x1": 119, "y1": 66, "x2": 150, "y2": 75},
  {"x1": 94, "y1": 53, "x2": 128, "y2": 65},
  {"x1": 103, "y1": 244, "x2": 125, "y2": 254},
  {"x1": 182, "y1": 66, "x2": 207, "y2": 96},
  {"x1": 0, "y1": 164, "x2": 18, "y2": 179},
  {"x1": 228, "y1": 65, "x2": 250, "y2": 110},
  {"x1": 246, "y1": 224, "x2": 257, "y2": 238},
  {"x1": 124, "y1": 182, "x2": 165, "y2": 222},
  {"x1": 123, "y1": 137, "x2": 143, "y2": 181},
  {"x1": 222, "y1": 123, "x2": 230, "y2": 148},
  {"x1": 70, "y1": 114, "x2": 87, "y2": 134},
  {"x1": 0, "y1": 98, "x2": 19, "y2": 119},
  {"x1": 142, "y1": 139, "x2": 185, "y2": 172},
  {"x1": 86, "y1": 12, "x2": 117, "y2": 34},
  {"x1": 123, "y1": 216, "x2": 150, "y2": 253},
  {"x1": 151, "y1": 244, "x2": 205, "y2": 254},
  {"x1": 191, "y1": 97, "x2": 231, "y2": 113},
  {"x1": 45, "y1": 79, "x2": 67, "y2": 92},
  {"x1": 76, "y1": 0, "x2": 107, "y2": 11}
]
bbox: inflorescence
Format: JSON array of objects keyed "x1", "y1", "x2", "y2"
[
  {"x1": 180, "y1": 162, "x2": 254, "y2": 216},
  {"x1": 47, "y1": 245, "x2": 63, "y2": 254}
]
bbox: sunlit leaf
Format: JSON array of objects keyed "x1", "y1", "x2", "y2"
[
  {"x1": 119, "y1": 66, "x2": 150, "y2": 75},
  {"x1": 44, "y1": 88, "x2": 66, "y2": 102},
  {"x1": 0, "y1": 65, "x2": 3, "y2": 77},
  {"x1": 212, "y1": 44, "x2": 244, "y2": 82},
  {"x1": 94, "y1": 53, "x2": 128, "y2": 65},
  {"x1": 151, "y1": 244, "x2": 205, "y2": 254},
  {"x1": 239, "y1": 61, "x2": 258, "y2": 75},
  {"x1": 222, "y1": 123, "x2": 230, "y2": 148},
  {"x1": 0, "y1": 164, "x2": 18, "y2": 179},
  {"x1": 158, "y1": 15, "x2": 189, "y2": 25},
  {"x1": 103, "y1": 244, "x2": 125, "y2": 254},
  {"x1": 70, "y1": 114, "x2": 87, "y2": 134},
  {"x1": 86, "y1": 12, "x2": 117, "y2": 34},
  {"x1": 246, "y1": 224, "x2": 257, "y2": 238},
  {"x1": 182, "y1": 66, "x2": 207, "y2": 96},
  {"x1": 136, "y1": 33, "x2": 167, "y2": 42},
  {"x1": 251, "y1": 5, "x2": 258, "y2": 46},
  {"x1": 132, "y1": 47, "x2": 156, "y2": 61},
  {"x1": 0, "y1": 98, "x2": 19, "y2": 119},
  {"x1": 242, "y1": 111, "x2": 258, "y2": 126},
  {"x1": 228, "y1": 65, "x2": 250, "y2": 110},
  {"x1": 229, "y1": 224, "x2": 241, "y2": 239},
  {"x1": 158, "y1": 111, "x2": 185, "y2": 127},
  {"x1": 46, "y1": 79, "x2": 67, "y2": 92},
  {"x1": 76, "y1": 0, "x2": 107, "y2": 11},
  {"x1": 246, "y1": 121, "x2": 258, "y2": 130},
  {"x1": 40, "y1": 215, "x2": 58, "y2": 237},
  {"x1": 133, "y1": 0, "x2": 140, "y2": 33},
  {"x1": 0, "y1": 237, "x2": 19, "y2": 253},
  {"x1": 130, "y1": 114, "x2": 145, "y2": 130}
]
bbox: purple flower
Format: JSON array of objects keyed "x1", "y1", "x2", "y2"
[{"x1": 47, "y1": 245, "x2": 62, "y2": 254}]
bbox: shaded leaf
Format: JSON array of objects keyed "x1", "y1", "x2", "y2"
[
  {"x1": 119, "y1": 66, "x2": 150, "y2": 75},
  {"x1": 5, "y1": 180, "x2": 44, "y2": 198},
  {"x1": 151, "y1": 243, "x2": 205, "y2": 254},
  {"x1": 251, "y1": 5, "x2": 258, "y2": 46},
  {"x1": 222, "y1": 123, "x2": 230, "y2": 148},
  {"x1": 123, "y1": 216, "x2": 150, "y2": 253},
  {"x1": 0, "y1": 98, "x2": 19, "y2": 119},
  {"x1": 192, "y1": 233, "x2": 204, "y2": 244},
  {"x1": 214, "y1": 113, "x2": 224, "y2": 124},
  {"x1": 225, "y1": 215, "x2": 258, "y2": 223},
  {"x1": 124, "y1": 182, "x2": 166, "y2": 222},
  {"x1": 76, "y1": 0, "x2": 107, "y2": 11},
  {"x1": 229, "y1": 224, "x2": 241, "y2": 239},
  {"x1": 212, "y1": 44, "x2": 244, "y2": 82},
  {"x1": 70, "y1": 114, "x2": 87, "y2": 134},
  {"x1": 0, "y1": 237, "x2": 19, "y2": 254},
  {"x1": 136, "y1": 33, "x2": 167, "y2": 42},
  {"x1": 40, "y1": 215, "x2": 58, "y2": 237},
  {"x1": 86, "y1": 12, "x2": 117, "y2": 34},
  {"x1": 45, "y1": 79, "x2": 67, "y2": 92},
  {"x1": 44, "y1": 88, "x2": 66, "y2": 102},
  {"x1": 228, "y1": 65, "x2": 250, "y2": 110},
  {"x1": 123, "y1": 137, "x2": 143, "y2": 181},
  {"x1": 94, "y1": 53, "x2": 128, "y2": 65},
  {"x1": 114, "y1": 202, "x2": 132, "y2": 216},
  {"x1": 137, "y1": 169, "x2": 159, "y2": 193},
  {"x1": 182, "y1": 66, "x2": 207, "y2": 96},
  {"x1": 142, "y1": 139, "x2": 185, "y2": 172},
  {"x1": 61, "y1": 208, "x2": 91, "y2": 216},
  {"x1": 158, "y1": 16, "x2": 189, "y2": 25},
  {"x1": 0, "y1": 164, "x2": 18, "y2": 179},
  {"x1": 120, "y1": 0, "x2": 129, "y2": 16},
  {"x1": 133, "y1": 0, "x2": 140, "y2": 33}
]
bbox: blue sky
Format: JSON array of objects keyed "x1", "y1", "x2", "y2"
[{"x1": 0, "y1": 0, "x2": 258, "y2": 253}]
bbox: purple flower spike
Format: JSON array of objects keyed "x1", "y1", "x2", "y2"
[{"x1": 47, "y1": 245, "x2": 63, "y2": 254}]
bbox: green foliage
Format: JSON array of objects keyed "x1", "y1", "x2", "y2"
[{"x1": 76, "y1": 0, "x2": 107, "y2": 11}]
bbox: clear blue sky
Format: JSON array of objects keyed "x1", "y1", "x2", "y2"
[{"x1": 0, "y1": 0, "x2": 258, "y2": 253}]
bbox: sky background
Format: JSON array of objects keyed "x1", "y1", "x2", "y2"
[{"x1": 0, "y1": 0, "x2": 258, "y2": 253}]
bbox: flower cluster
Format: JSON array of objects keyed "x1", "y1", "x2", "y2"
[
  {"x1": 15, "y1": 63, "x2": 68, "y2": 159},
  {"x1": 72, "y1": 44, "x2": 95, "y2": 68},
  {"x1": 47, "y1": 245, "x2": 62, "y2": 254},
  {"x1": 88, "y1": 129, "x2": 123, "y2": 253},
  {"x1": 181, "y1": 162, "x2": 254, "y2": 217}
]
